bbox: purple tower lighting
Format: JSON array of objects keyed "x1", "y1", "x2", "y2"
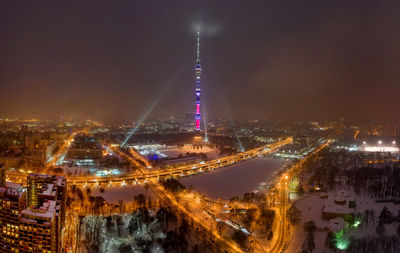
[{"x1": 195, "y1": 30, "x2": 202, "y2": 130}]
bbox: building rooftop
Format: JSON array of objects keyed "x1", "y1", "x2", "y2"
[
  {"x1": 0, "y1": 182, "x2": 24, "y2": 198},
  {"x1": 323, "y1": 191, "x2": 355, "y2": 215},
  {"x1": 28, "y1": 173, "x2": 66, "y2": 186},
  {"x1": 21, "y1": 200, "x2": 58, "y2": 220},
  {"x1": 39, "y1": 183, "x2": 55, "y2": 196}
]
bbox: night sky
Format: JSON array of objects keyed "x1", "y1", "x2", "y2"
[{"x1": 1, "y1": 1, "x2": 400, "y2": 121}]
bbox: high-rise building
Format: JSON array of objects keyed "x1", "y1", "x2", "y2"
[
  {"x1": 0, "y1": 182, "x2": 26, "y2": 252},
  {"x1": 0, "y1": 164, "x2": 5, "y2": 187},
  {"x1": 19, "y1": 199, "x2": 63, "y2": 253},
  {"x1": 0, "y1": 174, "x2": 66, "y2": 253},
  {"x1": 20, "y1": 125, "x2": 28, "y2": 149},
  {"x1": 194, "y1": 29, "x2": 202, "y2": 131},
  {"x1": 27, "y1": 174, "x2": 66, "y2": 225}
]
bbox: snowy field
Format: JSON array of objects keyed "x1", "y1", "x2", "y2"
[
  {"x1": 92, "y1": 185, "x2": 156, "y2": 204},
  {"x1": 158, "y1": 144, "x2": 220, "y2": 160},
  {"x1": 286, "y1": 194, "x2": 330, "y2": 253}
]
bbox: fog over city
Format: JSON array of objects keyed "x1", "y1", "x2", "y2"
[{"x1": 1, "y1": 1, "x2": 400, "y2": 120}]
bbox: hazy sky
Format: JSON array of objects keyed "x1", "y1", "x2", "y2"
[{"x1": 1, "y1": 1, "x2": 400, "y2": 121}]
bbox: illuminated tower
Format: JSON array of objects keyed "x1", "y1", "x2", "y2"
[{"x1": 194, "y1": 29, "x2": 202, "y2": 130}]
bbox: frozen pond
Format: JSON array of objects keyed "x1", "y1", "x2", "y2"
[{"x1": 180, "y1": 156, "x2": 283, "y2": 200}]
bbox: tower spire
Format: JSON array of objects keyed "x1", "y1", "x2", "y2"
[{"x1": 196, "y1": 28, "x2": 200, "y2": 63}]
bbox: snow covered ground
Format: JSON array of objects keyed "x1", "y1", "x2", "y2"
[
  {"x1": 79, "y1": 211, "x2": 166, "y2": 253},
  {"x1": 92, "y1": 185, "x2": 156, "y2": 204},
  {"x1": 286, "y1": 193, "x2": 330, "y2": 253},
  {"x1": 158, "y1": 144, "x2": 220, "y2": 160},
  {"x1": 286, "y1": 192, "x2": 400, "y2": 253}
]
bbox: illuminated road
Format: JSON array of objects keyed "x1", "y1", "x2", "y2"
[
  {"x1": 353, "y1": 129, "x2": 359, "y2": 140},
  {"x1": 106, "y1": 137, "x2": 290, "y2": 252},
  {"x1": 155, "y1": 181, "x2": 243, "y2": 252},
  {"x1": 269, "y1": 176, "x2": 288, "y2": 253},
  {"x1": 126, "y1": 149, "x2": 244, "y2": 252},
  {"x1": 179, "y1": 191, "x2": 267, "y2": 252},
  {"x1": 6, "y1": 137, "x2": 292, "y2": 187},
  {"x1": 270, "y1": 139, "x2": 333, "y2": 253},
  {"x1": 43, "y1": 127, "x2": 92, "y2": 174},
  {"x1": 106, "y1": 139, "x2": 291, "y2": 251}
]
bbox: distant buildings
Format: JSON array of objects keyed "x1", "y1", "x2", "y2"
[
  {"x1": 0, "y1": 149, "x2": 23, "y2": 170},
  {"x1": 25, "y1": 134, "x2": 56, "y2": 156},
  {"x1": 359, "y1": 138, "x2": 399, "y2": 153},
  {"x1": 0, "y1": 172, "x2": 66, "y2": 253},
  {"x1": 276, "y1": 144, "x2": 308, "y2": 158},
  {"x1": 0, "y1": 131, "x2": 61, "y2": 172},
  {"x1": 65, "y1": 134, "x2": 102, "y2": 166},
  {"x1": 162, "y1": 155, "x2": 202, "y2": 169}
]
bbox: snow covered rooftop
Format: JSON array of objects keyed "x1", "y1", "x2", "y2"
[
  {"x1": 21, "y1": 200, "x2": 58, "y2": 220},
  {"x1": 6, "y1": 182, "x2": 23, "y2": 191},
  {"x1": 0, "y1": 182, "x2": 24, "y2": 197},
  {"x1": 39, "y1": 183, "x2": 55, "y2": 196},
  {"x1": 323, "y1": 191, "x2": 356, "y2": 217},
  {"x1": 57, "y1": 177, "x2": 65, "y2": 187}
]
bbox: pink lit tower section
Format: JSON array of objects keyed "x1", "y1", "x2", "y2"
[{"x1": 194, "y1": 30, "x2": 202, "y2": 130}]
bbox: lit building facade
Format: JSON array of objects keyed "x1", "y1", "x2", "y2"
[
  {"x1": 0, "y1": 174, "x2": 66, "y2": 253},
  {"x1": 19, "y1": 199, "x2": 62, "y2": 253},
  {"x1": 0, "y1": 183, "x2": 26, "y2": 252}
]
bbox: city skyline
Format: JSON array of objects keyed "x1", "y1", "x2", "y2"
[{"x1": 3, "y1": 2, "x2": 400, "y2": 253}]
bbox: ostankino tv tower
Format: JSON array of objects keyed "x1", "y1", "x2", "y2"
[{"x1": 194, "y1": 29, "x2": 202, "y2": 131}]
